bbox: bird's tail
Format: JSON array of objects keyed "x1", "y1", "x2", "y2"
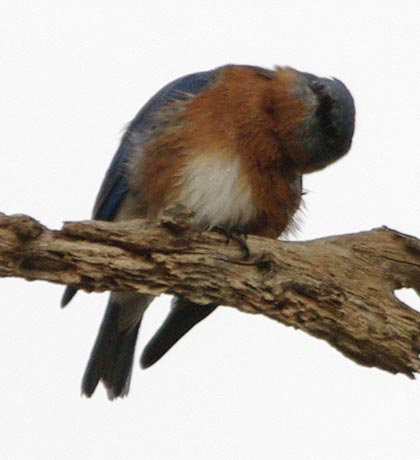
[
  {"x1": 140, "y1": 297, "x2": 217, "y2": 369},
  {"x1": 82, "y1": 292, "x2": 153, "y2": 399}
]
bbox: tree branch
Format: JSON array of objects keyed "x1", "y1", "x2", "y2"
[{"x1": 1, "y1": 207, "x2": 419, "y2": 377}]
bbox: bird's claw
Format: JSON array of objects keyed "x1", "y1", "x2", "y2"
[{"x1": 213, "y1": 225, "x2": 250, "y2": 259}]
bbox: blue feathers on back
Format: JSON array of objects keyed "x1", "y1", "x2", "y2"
[{"x1": 92, "y1": 68, "x2": 220, "y2": 221}]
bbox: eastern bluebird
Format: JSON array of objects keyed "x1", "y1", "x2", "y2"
[{"x1": 62, "y1": 64, "x2": 355, "y2": 399}]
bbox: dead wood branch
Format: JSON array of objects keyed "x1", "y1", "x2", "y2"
[{"x1": 0, "y1": 207, "x2": 419, "y2": 377}]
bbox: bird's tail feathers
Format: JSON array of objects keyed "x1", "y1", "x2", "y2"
[
  {"x1": 140, "y1": 297, "x2": 217, "y2": 369},
  {"x1": 82, "y1": 292, "x2": 153, "y2": 399}
]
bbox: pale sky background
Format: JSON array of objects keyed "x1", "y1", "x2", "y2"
[{"x1": 1, "y1": 2, "x2": 420, "y2": 459}]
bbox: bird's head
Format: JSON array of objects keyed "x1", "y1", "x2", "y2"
[{"x1": 269, "y1": 66, "x2": 355, "y2": 173}]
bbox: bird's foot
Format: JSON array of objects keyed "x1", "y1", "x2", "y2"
[{"x1": 212, "y1": 225, "x2": 250, "y2": 259}]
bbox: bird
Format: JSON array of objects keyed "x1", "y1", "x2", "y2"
[{"x1": 61, "y1": 64, "x2": 355, "y2": 399}]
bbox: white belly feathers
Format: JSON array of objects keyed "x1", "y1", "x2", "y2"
[{"x1": 176, "y1": 154, "x2": 257, "y2": 229}]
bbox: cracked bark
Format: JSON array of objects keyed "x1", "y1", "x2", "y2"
[{"x1": 0, "y1": 207, "x2": 419, "y2": 377}]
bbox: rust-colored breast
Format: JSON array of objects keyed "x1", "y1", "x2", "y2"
[{"x1": 129, "y1": 65, "x2": 303, "y2": 237}]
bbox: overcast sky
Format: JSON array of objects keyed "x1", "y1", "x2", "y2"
[{"x1": 1, "y1": 2, "x2": 420, "y2": 459}]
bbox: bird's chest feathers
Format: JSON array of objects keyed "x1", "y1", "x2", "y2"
[{"x1": 176, "y1": 154, "x2": 257, "y2": 229}]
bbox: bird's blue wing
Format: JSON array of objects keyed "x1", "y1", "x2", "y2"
[
  {"x1": 92, "y1": 68, "x2": 221, "y2": 221},
  {"x1": 61, "y1": 68, "x2": 221, "y2": 307}
]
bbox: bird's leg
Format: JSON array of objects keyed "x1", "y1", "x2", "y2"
[{"x1": 212, "y1": 225, "x2": 250, "y2": 259}]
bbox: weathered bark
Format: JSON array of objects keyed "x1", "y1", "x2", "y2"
[{"x1": 0, "y1": 207, "x2": 419, "y2": 377}]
